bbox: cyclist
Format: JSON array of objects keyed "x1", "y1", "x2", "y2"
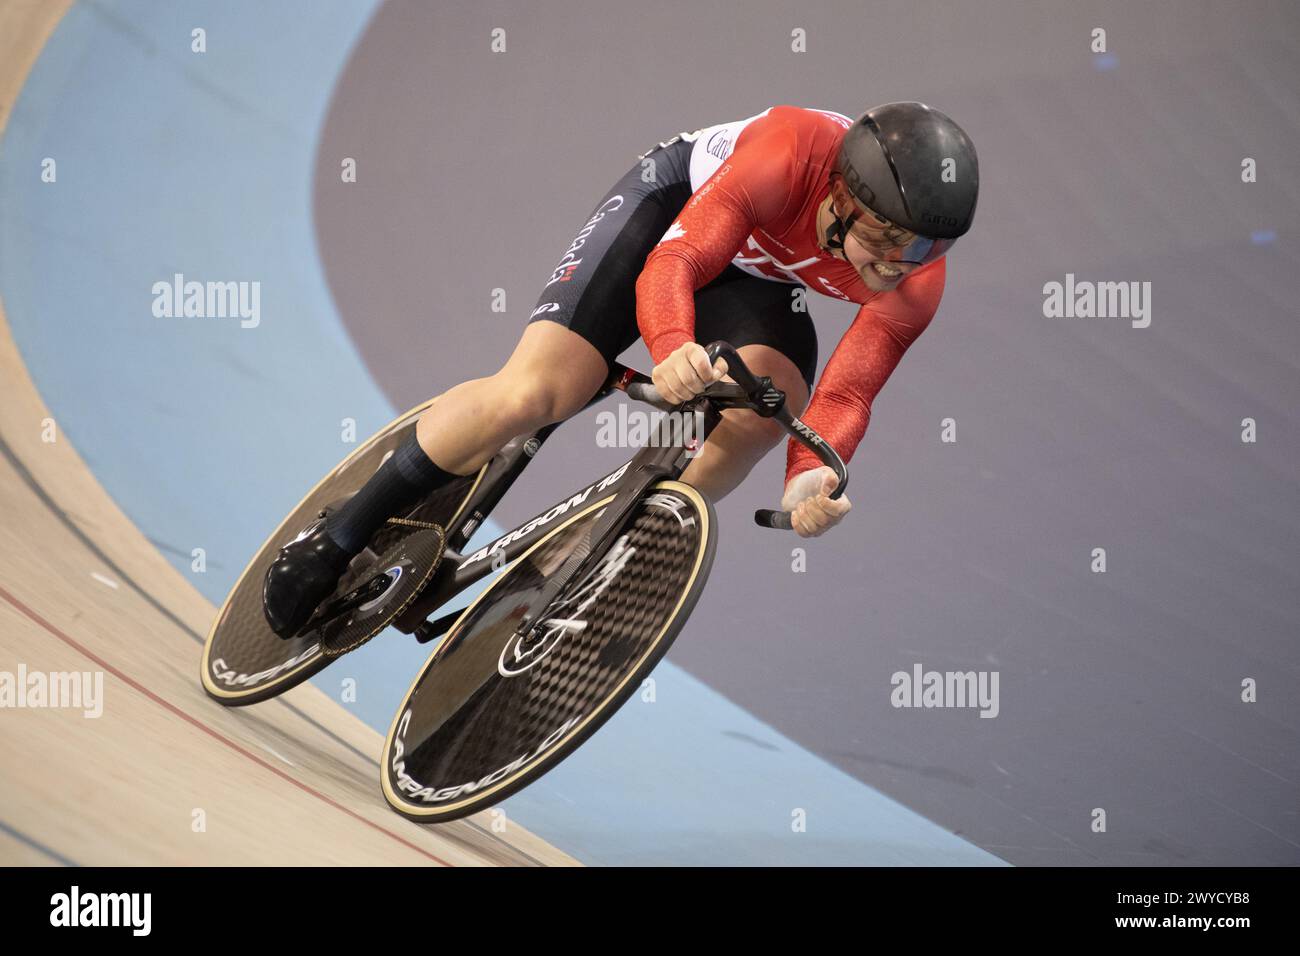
[{"x1": 263, "y1": 102, "x2": 979, "y2": 638}]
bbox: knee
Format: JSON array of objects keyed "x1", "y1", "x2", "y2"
[
  {"x1": 744, "y1": 410, "x2": 788, "y2": 449},
  {"x1": 722, "y1": 409, "x2": 787, "y2": 455},
  {"x1": 488, "y1": 372, "x2": 577, "y2": 431}
]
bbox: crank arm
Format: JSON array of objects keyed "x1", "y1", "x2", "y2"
[{"x1": 293, "y1": 569, "x2": 391, "y2": 638}]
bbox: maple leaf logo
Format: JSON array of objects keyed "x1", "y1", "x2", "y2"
[{"x1": 658, "y1": 221, "x2": 687, "y2": 244}]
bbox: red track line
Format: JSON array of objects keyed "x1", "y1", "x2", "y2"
[{"x1": 0, "y1": 582, "x2": 453, "y2": 866}]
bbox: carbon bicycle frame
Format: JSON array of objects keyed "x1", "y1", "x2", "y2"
[{"x1": 390, "y1": 361, "x2": 725, "y2": 638}]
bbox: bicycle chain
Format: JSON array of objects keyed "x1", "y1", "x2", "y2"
[
  {"x1": 314, "y1": 504, "x2": 442, "y2": 533},
  {"x1": 384, "y1": 517, "x2": 443, "y2": 530}
]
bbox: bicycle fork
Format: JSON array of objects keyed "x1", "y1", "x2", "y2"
[{"x1": 511, "y1": 396, "x2": 722, "y2": 645}]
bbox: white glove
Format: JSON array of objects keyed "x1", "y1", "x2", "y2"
[{"x1": 780, "y1": 465, "x2": 852, "y2": 538}]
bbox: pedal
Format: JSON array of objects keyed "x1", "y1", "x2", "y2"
[
  {"x1": 411, "y1": 603, "x2": 468, "y2": 644},
  {"x1": 413, "y1": 620, "x2": 443, "y2": 644}
]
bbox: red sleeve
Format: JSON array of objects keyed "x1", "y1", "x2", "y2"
[
  {"x1": 635, "y1": 119, "x2": 797, "y2": 365},
  {"x1": 785, "y1": 260, "x2": 946, "y2": 486}
]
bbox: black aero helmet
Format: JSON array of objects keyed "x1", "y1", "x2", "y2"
[{"x1": 833, "y1": 101, "x2": 979, "y2": 264}]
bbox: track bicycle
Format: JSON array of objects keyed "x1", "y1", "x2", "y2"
[{"x1": 201, "y1": 342, "x2": 846, "y2": 822}]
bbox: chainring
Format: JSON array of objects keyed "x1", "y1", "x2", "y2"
[{"x1": 309, "y1": 525, "x2": 446, "y2": 659}]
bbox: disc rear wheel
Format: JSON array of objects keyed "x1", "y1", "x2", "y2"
[{"x1": 201, "y1": 399, "x2": 482, "y2": 705}]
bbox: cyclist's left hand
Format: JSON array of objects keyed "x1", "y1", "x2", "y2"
[{"x1": 781, "y1": 466, "x2": 851, "y2": 538}]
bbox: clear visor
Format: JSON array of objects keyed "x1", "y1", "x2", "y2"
[{"x1": 838, "y1": 197, "x2": 954, "y2": 268}]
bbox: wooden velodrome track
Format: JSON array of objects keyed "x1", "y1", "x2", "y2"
[{"x1": 0, "y1": 1, "x2": 576, "y2": 867}]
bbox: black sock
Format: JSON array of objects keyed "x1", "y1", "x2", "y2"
[{"x1": 324, "y1": 435, "x2": 463, "y2": 554}]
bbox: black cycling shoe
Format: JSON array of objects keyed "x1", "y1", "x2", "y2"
[{"x1": 262, "y1": 517, "x2": 357, "y2": 639}]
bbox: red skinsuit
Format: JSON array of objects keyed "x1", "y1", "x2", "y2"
[{"x1": 634, "y1": 105, "x2": 946, "y2": 488}]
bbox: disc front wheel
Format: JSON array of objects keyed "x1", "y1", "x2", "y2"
[{"x1": 381, "y1": 480, "x2": 715, "y2": 822}]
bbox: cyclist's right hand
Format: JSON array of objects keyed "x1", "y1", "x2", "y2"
[{"x1": 651, "y1": 341, "x2": 728, "y2": 404}]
